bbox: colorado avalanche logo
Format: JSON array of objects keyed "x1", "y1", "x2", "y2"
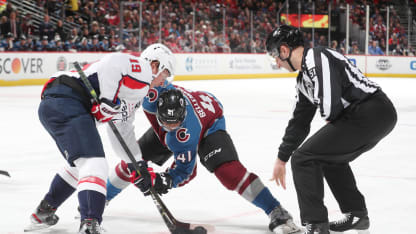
[
  {"x1": 176, "y1": 128, "x2": 190, "y2": 142},
  {"x1": 147, "y1": 88, "x2": 158, "y2": 102}
]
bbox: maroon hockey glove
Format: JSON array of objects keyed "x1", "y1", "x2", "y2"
[{"x1": 153, "y1": 173, "x2": 172, "y2": 195}]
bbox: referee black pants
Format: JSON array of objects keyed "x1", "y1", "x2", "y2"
[{"x1": 291, "y1": 91, "x2": 397, "y2": 224}]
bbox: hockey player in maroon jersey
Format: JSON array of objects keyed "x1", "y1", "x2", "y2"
[{"x1": 105, "y1": 84, "x2": 301, "y2": 234}]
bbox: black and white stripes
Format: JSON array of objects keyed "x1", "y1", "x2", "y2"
[{"x1": 300, "y1": 47, "x2": 380, "y2": 121}]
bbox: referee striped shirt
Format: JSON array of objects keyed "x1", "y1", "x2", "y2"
[{"x1": 278, "y1": 47, "x2": 380, "y2": 162}]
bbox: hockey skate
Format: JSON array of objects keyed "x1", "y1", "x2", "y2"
[
  {"x1": 79, "y1": 218, "x2": 103, "y2": 234},
  {"x1": 269, "y1": 205, "x2": 302, "y2": 234},
  {"x1": 329, "y1": 212, "x2": 370, "y2": 234},
  {"x1": 24, "y1": 199, "x2": 59, "y2": 232},
  {"x1": 303, "y1": 222, "x2": 329, "y2": 234}
]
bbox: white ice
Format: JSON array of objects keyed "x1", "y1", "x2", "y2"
[{"x1": 0, "y1": 78, "x2": 415, "y2": 234}]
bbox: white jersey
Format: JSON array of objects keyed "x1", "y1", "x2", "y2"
[{"x1": 51, "y1": 52, "x2": 153, "y2": 162}]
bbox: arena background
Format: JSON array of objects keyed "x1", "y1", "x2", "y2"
[{"x1": 0, "y1": 1, "x2": 415, "y2": 234}]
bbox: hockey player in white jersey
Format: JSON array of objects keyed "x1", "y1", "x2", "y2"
[{"x1": 26, "y1": 43, "x2": 175, "y2": 234}]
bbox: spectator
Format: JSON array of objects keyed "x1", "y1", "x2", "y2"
[
  {"x1": 7, "y1": 11, "x2": 20, "y2": 38},
  {"x1": 349, "y1": 41, "x2": 361, "y2": 54},
  {"x1": 36, "y1": 35, "x2": 53, "y2": 51},
  {"x1": 368, "y1": 40, "x2": 384, "y2": 55},
  {"x1": 20, "y1": 13, "x2": 35, "y2": 37},
  {"x1": 90, "y1": 34, "x2": 100, "y2": 51},
  {"x1": 1, "y1": 2, "x2": 14, "y2": 18},
  {"x1": 0, "y1": 15, "x2": 8, "y2": 37},
  {"x1": 317, "y1": 35, "x2": 327, "y2": 47},
  {"x1": 68, "y1": 27, "x2": 80, "y2": 46},
  {"x1": 105, "y1": 9, "x2": 119, "y2": 26},
  {"x1": 54, "y1": 20, "x2": 67, "y2": 42},
  {"x1": 54, "y1": 36, "x2": 65, "y2": 51},
  {"x1": 98, "y1": 26, "x2": 107, "y2": 41},
  {"x1": 14, "y1": 35, "x2": 30, "y2": 51},
  {"x1": 330, "y1": 40, "x2": 338, "y2": 51},
  {"x1": 99, "y1": 36, "x2": 109, "y2": 51},
  {"x1": 0, "y1": 32, "x2": 14, "y2": 51},
  {"x1": 89, "y1": 21, "x2": 100, "y2": 38},
  {"x1": 234, "y1": 40, "x2": 250, "y2": 53},
  {"x1": 77, "y1": 37, "x2": 91, "y2": 51},
  {"x1": 38, "y1": 14, "x2": 54, "y2": 41}
]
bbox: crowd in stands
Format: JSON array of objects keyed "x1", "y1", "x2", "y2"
[
  {"x1": 344, "y1": 0, "x2": 414, "y2": 55},
  {"x1": 0, "y1": 0, "x2": 414, "y2": 56}
]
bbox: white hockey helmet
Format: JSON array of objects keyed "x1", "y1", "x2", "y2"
[{"x1": 140, "y1": 43, "x2": 176, "y2": 80}]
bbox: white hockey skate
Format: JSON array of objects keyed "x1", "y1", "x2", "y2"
[
  {"x1": 24, "y1": 200, "x2": 59, "y2": 232},
  {"x1": 269, "y1": 205, "x2": 302, "y2": 234}
]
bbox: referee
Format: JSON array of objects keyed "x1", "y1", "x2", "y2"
[{"x1": 267, "y1": 25, "x2": 397, "y2": 234}]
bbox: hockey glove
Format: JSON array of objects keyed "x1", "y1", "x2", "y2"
[
  {"x1": 91, "y1": 98, "x2": 121, "y2": 123},
  {"x1": 154, "y1": 172, "x2": 172, "y2": 195},
  {"x1": 128, "y1": 161, "x2": 155, "y2": 196}
]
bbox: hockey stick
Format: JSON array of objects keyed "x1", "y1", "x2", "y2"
[
  {"x1": 73, "y1": 62, "x2": 210, "y2": 234},
  {"x1": 0, "y1": 170, "x2": 10, "y2": 177}
]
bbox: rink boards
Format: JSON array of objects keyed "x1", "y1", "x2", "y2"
[{"x1": 0, "y1": 52, "x2": 415, "y2": 86}]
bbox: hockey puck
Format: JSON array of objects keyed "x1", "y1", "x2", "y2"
[{"x1": 192, "y1": 226, "x2": 207, "y2": 234}]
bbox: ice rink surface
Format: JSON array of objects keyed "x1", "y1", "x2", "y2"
[{"x1": 0, "y1": 77, "x2": 415, "y2": 234}]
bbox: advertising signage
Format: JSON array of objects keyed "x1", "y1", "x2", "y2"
[{"x1": 280, "y1": 14, "x2": 329, "y2": 28}]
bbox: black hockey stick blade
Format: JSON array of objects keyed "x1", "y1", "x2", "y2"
[
  {"x1": 0, "y1": 170, "x2": 10, "y2": 177},
  {"x1": 172, "y1": 225, "x2": 208, "y2": 234}
]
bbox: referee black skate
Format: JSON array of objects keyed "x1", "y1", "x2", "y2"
[{"x1": 267, "y1": 25, "x2": 397, "y2": 234}]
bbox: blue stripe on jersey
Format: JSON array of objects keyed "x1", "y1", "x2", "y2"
[{"x1": 251, "y1": 188, "x2": 280, "y2": 215}]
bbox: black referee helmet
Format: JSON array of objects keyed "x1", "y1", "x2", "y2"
[{"x1": 266, "y1": 25, "x2": 304, "y2": 60}]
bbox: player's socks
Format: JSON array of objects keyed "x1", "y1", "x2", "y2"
[
  {"x1": 78, "y1": 190, "x2": 106, "y2": 223},
  {"x1": 44, "y1": 174, "x2": 76, "y2": 208}
]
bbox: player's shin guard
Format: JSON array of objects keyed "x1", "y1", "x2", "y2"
[{"x1": 107, "y1": 160, "x2": 132, "y2": 202}]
